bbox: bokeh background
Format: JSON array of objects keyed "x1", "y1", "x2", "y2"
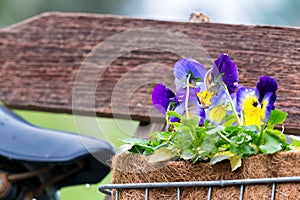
[
  {"x1": 1, "y1": 0, "x2": 300, "y2": 28},
  {"x1": 1, "y1": 0, "x2": 299, "y2": 199}
]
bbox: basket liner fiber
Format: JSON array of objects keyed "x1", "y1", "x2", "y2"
[{"x1": 112, "y1": 151, "x2": 300, "y2": 200}]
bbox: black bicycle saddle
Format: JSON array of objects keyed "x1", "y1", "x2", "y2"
[{"x1": 0, "y1": 105, "x2": 115, "y2": 199}]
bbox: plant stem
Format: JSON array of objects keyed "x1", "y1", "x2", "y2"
[
  {"x1": 217, "y1": 131, "x2": 231, "y2": 143},
  {"x1": 185, "y1": 74, "x2": 191, "y2": 119},
  {"x1": 217, "y1": 131, "x2": 239, "y2": 148},
  {"x1": 258, "y1": 124, "x2": 267, "y2": 146},
  {"x1": 220, "y1": 81, "x2": 241, "y2": 126},
  {"x1": 166, "y1": 103, "x2": 172, "y2": 125}
]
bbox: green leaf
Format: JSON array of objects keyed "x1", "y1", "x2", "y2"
[
  {"x1": 117, "y1": 144, "x2": 135, "y2": 154},
  {"x1": 166, "y1": 111, "x2": 182, "y2": 120},
  {"x1": 210, "y1": 151, "x2": 234, "y2": 165},
  {"x1": 287, "y1": 135, "x2": 300, "y2": 147},
  {"x1": 151, "y1": 131, "x2": 173, "y2": 141},
  {"x1": 249, "y1": 143, "x2": 259, "y2": 153},
  {"x1": 224, "y1": 125, "x2": 242, "y2": 133},
  {"x1": 118, "y1": 138, "x2": 153, "y2": 154},
  {"x1": 259, "y1": 134, "x2": 282, "y2": 154},
  {"x1": 292, "y1": 139, "x2": 300, "y2": 147},
  {"x1": 231, "y1": 143, "x2": 256, "y2": 157},
  {"x1": 181, "y1": 116, "x2": 200, "y2": 128},
  {"x1": 206, "y1": 125, "x2": 225, "y2": 135},
  {"x1": 119, "y1": 138, "x2": 149, "y2": 145},
  {"x1": 148, "y1": 147, "x2": 175, "y2": 163},
  {"x1": 223, "y1": 114, "x2": 237, "y2": 127},
  {"x1": 267, "y1": 109, "x2": 288, "y2": 128},
  {"x1": 244, "y1": 125, "x2": 259, "y2": 132},
  {"x1": 152, "y1": 142, "x2": 170, "y2": 150},
  {"x1": 266, "y1": 129, "x2": 286, "y2": 143},
  {"x1": 202, "y1": 133, "x2": 219, "y2": 152},
  {"x1": 133, "y1": 144, "x2": 154, "y2": 154},
  {"x1": 229, "y1": 156, "x2": 242, "y2": 171},
  {"x1": 181, "y1": 150, "x2": 196, "y2": 160},
  {"x1": 173, "y1": 129, "x2": 193, "y2": 152}
]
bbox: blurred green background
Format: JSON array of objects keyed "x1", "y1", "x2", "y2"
[{"x1": 0, "y1": 0, "x2": 300, "y2": 199}]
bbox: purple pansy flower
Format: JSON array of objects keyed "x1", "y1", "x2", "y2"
[
  {"x1": 196, "y1": 54, "x2": 239, "y2": 113},
  {"x1": 256, "y1": 76, "x2": 278, "y2": 109},
  {"x1": 169, "y1": 87, "x2": 205, "y2": 125},
  {"x1": 236, "y1": 76, "x2": 277, "y2": 127},
  {"x1": 206, "y1": 88, "x2": 231, "y2": 124},
  {"x1": 213, "y1": 54, "x2": 239, "y2": 94},
  {"x1": 152, "y1": 83, "x2": 177, "y2": 114},
  {"x1": 174, "y1": 58, "x2": 207, "y2": 89}
]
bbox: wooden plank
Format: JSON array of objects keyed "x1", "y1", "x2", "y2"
[{"x1": 0, "y1": 12, "x2": 299, "y2": 134}]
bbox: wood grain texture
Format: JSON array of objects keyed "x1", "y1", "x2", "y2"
[{"x1": 0, "y1": 12, "x2": 299, "y2": 134}]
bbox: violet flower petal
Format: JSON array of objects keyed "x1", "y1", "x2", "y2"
[
  {"x1": 213, "y1": 54, "x2": 239, "y2": 94},
  {"x1": 176, "y1": 87, "x2": 200, "y2": 104},
  {"x1": 199, "y1": 107, "x2": 206, "y2": 125},
  {"x1": 152, "y1": 83, "x2": 177, "y2": 114},
  {"x1": 256, "y1": 76, "x2": 278, "y2": 106},
  {"x1": 174, "y1": 58, "x2": 207, "y2": 89},
  {"x1": 209, "y1": 87, "x2": 227, "y2": 107},
  {"x1": 260, "y1": 92, "x2": 275, "y2": 122}
]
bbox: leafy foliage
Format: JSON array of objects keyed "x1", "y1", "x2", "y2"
[
  {"x1": 120, "y1": 109, "x2": 299, "y2": 171},
  {"x1": 119, "y1": 55, "x2": 300, "y2": 171}
]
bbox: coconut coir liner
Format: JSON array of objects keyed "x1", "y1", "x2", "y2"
[{"x1": 111, "y1": 151, "x2": 300, "y2": 199}]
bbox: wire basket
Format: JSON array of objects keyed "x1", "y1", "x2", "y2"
[{"x1": 99, "y1": 176, "x2": 300, "y2": 200}]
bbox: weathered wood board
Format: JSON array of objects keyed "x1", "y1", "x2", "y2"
[{"x1": 0, "y1": 12, "x2": 299, "y2": 134}]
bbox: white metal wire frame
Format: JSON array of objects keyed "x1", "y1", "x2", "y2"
[{"x1": 99, "y1": 176, "x2": 300, "y2": 200}]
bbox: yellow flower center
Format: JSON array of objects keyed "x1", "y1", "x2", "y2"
[
  {"x1": 242, "y1": 96, "x2": 267, "y2": 127},
  {"x1": 197, "y1": 89, "x2": 212, "y2": 108}
]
